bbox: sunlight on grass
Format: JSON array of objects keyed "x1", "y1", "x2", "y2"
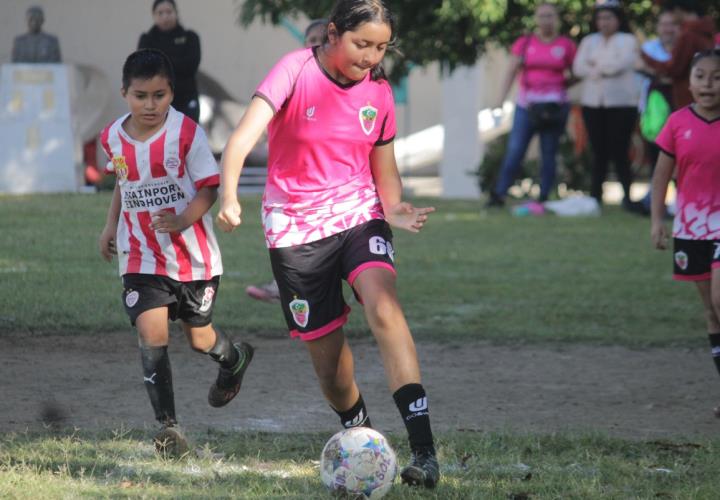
[{"x1": 1, "y1": 429, "x2": 719, "y2": 498}]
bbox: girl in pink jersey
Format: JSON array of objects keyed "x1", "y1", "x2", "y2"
[
  {"x1": 98, "y1": 49, "x2": 253, "y2": 456},
  {"x1": 651, "y1": 49, "x2": 720, "y2": 417},
  {"x1": 218, "y1": 0, "x2": 439, "y2": 489}
]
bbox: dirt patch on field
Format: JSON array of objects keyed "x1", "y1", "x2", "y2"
[{"x1": 0, "y1": 332, "x2": 717, "y2": 439}]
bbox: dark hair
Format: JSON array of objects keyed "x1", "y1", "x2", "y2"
[
  {"x1": 591, "y1": 3, "x2": 631, "y2": 34},
  {"x1": 662, "y1": 0, "x2": 705, "y2": 16},
  {"x1": 122, "y1": 49, "x2": 176, "y2": 91},
  {"x1": 152, "y1": 0, "x2": 176, "y2": 12},
  {"x1": 691, "y1": 49, "x2": 720, "y2": 69},
  {"x1": 305, "y1": 19, "x2": 328, "y2": 39},
  {"x1": 326, "y1": 0, "x2": 396, "y2": 81}
]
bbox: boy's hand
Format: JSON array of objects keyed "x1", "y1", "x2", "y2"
[
  {"x1": 651, "y1": 222, "x2": 669, "y2": 250},
  {"x1": 216, "y1": 198, "x2": 243, "y2": 233},
  {"x1": 98, "y1": 227, "x2": 117, "y2": 262},
  {"x1": 385, "y1": 202, "x2": 435, "y2": 233},
  {"x1": 150, "y1": 210, "x2": 186, "y2": 234}
]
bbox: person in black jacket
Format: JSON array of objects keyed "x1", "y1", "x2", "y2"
[{"x1": 139, "y1": 0, "x2": 201, "y2": 122}]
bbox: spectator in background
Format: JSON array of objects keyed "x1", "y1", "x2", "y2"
[
  {"x1": 642, "y1": 0, "x2": 716, "y2": 110},
  {"x1": 573, "y1": 0, "x2": 640, "y2": 210},
  {"x1": 245, "y1": 19, "x2": 329, "y2": 304},
  {"x1": 12, "y1": 6, "x2": 61, "y2": 63},
  {"x1": 636, "y1": 9, "x2": 679, "y2": 215},
  {"x1": 486, "y1": 2, "x2": 577, "y2": 207},
  {"x1": 139, "y1": 0, "x2": 201, "y2": 122}
]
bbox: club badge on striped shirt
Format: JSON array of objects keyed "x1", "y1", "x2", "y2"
[
  {"x1": 359, "y1": 104, "x2": 378, "y2": 136},
  {"x1": 112, "y1": 156, "x2": 128, "y2": 181}
]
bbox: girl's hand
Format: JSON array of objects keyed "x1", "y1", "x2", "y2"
[
  {"x1": 216, "y1": 198, "x2": 243, "y2": 233},
  {"x1": 98, "y1": 226, "x2": 117, "y2": 262},
  {"x1": 150, "y1": 210, "x2": 186, "y2": 234},
  {"x1": 385, "y1": 202, "x2": 435, "y2": 233},
  {"x1": 651, "y1": 222, "x2": 669, "y2": 250}
]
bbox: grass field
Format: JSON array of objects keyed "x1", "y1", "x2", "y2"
[
  {"x1": 0, "y1": 193, "x2": 703, "y2": 345},
  {"x1": 1, "y1": 429, "x2": 719, "y2": 499},
  {"x1": 2, "y1": 193, "x2": 717, "y2": 498}
]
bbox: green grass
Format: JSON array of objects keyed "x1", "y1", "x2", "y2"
[
  {"x1": 0, "y1": 193, "x2": 700, "y2": 345},
  {"x1": 1, "y1": 429, "x2": 718, "y2": 499}
]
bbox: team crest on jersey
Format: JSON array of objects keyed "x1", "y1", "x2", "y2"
[
  {"x1": 199, "y1": 286, "x2": 215, "y2": 313},
  {"x1": 359, "y1": 104, "x2": 378, "y2": 136},
  {"x1": 289, "y1": 298, "x2": 310, "y2": 328},
  {"x1": 551, "y1": 46, "x2": 566, "y2": 59},
  {"x1": 112, "y1": 156, "x2": 129, "y2": 181},
  {"x1": 165, "y1": 156, "x2": 180, "y2": 170},
  {"x1": 674, "y1": 250, "x2": 689, "y2": 270}
]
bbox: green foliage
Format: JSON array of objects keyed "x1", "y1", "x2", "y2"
[
  {"x1": 477, "y1": 131, "x2": 592, "y2": 196},
  {"x1": 237, "y1": 0, "x2": 720, "y2": 80}
]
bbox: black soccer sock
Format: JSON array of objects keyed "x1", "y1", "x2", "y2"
[
  {"x1": 333, "y1": 394, "x2": 372, "y2": 429},
  {"x1": 207, "y1": 329, "x2": 240, "y2": 369},
  {"x1": 708, "y1": 333, "x2": 720, "y2": 377},
  {"x1": 140, "y1": 346, "x2": 176, "y2": 425},
  {"x1": 393, "y1": 383, "x2": 435, "y2": 451}
]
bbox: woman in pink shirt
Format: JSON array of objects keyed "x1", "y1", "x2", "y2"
[
  {"x1": 218, "y1": 0, "x2": 439, "y2": 489},
  {"x1": 651, "y1": 49, "x2": 720, "y2": 417},
  {"x1": 487, "y1": 2, "x2": 577, "y2": 207}
]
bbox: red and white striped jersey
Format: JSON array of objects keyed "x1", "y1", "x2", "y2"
[{"x1": 100, "y1": 107, "x2": 223, "y2": 281}]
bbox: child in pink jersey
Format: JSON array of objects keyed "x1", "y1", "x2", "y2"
[
  {"x1": 651, "y1": 49, "x2": 720, "y2": 417},
  {"x1": 218, "y1": 0, "x2": 439, "y2": 489},
  {"x1": 98, "y1": 49, "x2": 253, "y2": 456}
]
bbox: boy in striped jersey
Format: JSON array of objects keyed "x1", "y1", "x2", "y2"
[{"x1": 98, "y1": 49, "x2": 253, "y2": 456}]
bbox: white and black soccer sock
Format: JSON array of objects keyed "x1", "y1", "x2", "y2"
[
  {"x1": 140, "y1": 346, "x2": 176, "y2": 425},
  {"x1": 393, "y1": 383, "x2": 435, "y2": 452},
  {"x1": 709, "y1": 333, "x2": 720, "y2": 376},
  {"x1": 333, "y1": 394, "x2": 372, "y2": 429},
  {"x1": 207, "y1": 329, "x2": 240, "y2": 369}
]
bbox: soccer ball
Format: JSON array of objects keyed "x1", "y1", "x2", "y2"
[{"x1": 320, "y1": 427, "x2": 397, "y2": 499}]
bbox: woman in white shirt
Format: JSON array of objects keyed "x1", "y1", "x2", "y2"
[{"x1": 573, "y1": 0, "x2": 640, "y2": 209}]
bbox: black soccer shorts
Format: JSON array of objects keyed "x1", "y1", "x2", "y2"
[
  {"x1": 121, "y1": 274, "x2": 220, "y2": 326},
  {"x1": 672, "y1": 238, "x2": 720, "y2": 281},
  {"x1": 269, "y1": 219, "x2": 396, "y2": 341}
]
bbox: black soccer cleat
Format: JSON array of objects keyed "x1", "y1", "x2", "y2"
[
  {"x1": 154, "y1": 424, "x2": 190, "y2": 459},
  {"x1": 400, "y1": 446, "x2": 440, "y2": 489},
  {"x1": 208, "y1": 342, "x2": 254, "y2": 408}
]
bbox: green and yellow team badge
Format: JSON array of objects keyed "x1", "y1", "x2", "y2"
[
  {"x1": 112, "y1": 156, "x2": 129, "y2": 181},
  {"x1": 359, "y1": 104, "x2": 378, "y2": 136},
  {"x1": 289, "y1": 298, "x2": 310, "y2": 328}
]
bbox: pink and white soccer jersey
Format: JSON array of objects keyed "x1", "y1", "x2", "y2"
[
  {"x1": 655, "y1": 106, "x2": 720, "y2": 240},
  {"x1": 255, "y1": 47, "x2": 397, "y2": 249},
  {"x1": 510, "y1": 34, "x2": 577, "y2": 107},
  {"x1": 100, "y1": 107, "x2": 223, "y2": 281}
]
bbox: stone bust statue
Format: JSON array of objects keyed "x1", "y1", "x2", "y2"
[{"x1": 12, "y1": 6, "x2": 62, "y2": 63}]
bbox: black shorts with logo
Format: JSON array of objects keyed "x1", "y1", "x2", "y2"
[
  {"x1": 673, "y1": 238, "x2": 720, "y2": 281},
  {"x1": 269, "y1": 219, "x2": 396, "y2": 341},
  {"x1": 121, "y1": 274, "x2": 220, "y2": 326}
]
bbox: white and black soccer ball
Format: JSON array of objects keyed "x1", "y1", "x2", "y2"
[{"x1": 320, "y1": 427, "x2": 397, "y2": 499}]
